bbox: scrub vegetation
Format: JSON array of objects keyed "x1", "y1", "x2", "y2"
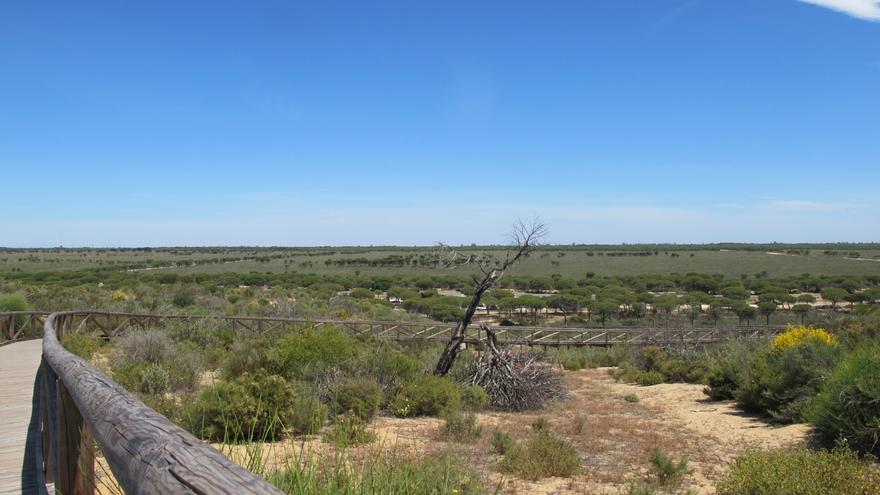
[{"x1": 3, "y1": 243, "x2": 880, "y2": 493}]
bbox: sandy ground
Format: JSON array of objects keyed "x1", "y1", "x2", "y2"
[
  {"x1": 209, "y1": 368, "x2": 810, "y2": 494},
  {"x1": 91, "y1": 367, "x2": 811, "y2": 494}
]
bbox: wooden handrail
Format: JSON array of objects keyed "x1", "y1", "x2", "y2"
[{"x1": 38, "y1": 312, "x2": 283, "y2": 494}]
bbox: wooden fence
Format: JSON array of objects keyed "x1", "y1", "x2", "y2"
[{"x1": 1, "y1": 310, "x2": 782, "y2": 348}]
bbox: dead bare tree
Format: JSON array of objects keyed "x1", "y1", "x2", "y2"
[{"x1": 433, "y1": 218, "x2": 548, "y2": 376}]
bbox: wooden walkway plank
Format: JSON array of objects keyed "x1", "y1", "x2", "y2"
[{"x1": 0, "y1": 340, "x2": 43, "y2": 495}]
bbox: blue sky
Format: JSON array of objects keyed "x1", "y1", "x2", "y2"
[{"x1": 1, "y1": 1, "x2": 878, "y2": 247}]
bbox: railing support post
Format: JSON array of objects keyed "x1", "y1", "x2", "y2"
[{"x1": 56, "y1": 380, "x2": 95, "y2": 495}]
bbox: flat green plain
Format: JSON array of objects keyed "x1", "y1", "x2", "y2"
[{"x1": 2, "y1": 246, "x2": 880, "y2": 279}]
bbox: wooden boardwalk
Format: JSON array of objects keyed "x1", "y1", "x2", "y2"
[{"x1": 0, "y1": 340, "x2": 42, "y2": 495}]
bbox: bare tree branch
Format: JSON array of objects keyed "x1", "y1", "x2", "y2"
[{"x1": 433, "y1": 218, "x2": 548, "y2": 376}]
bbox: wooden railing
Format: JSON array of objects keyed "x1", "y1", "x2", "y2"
[
  {"x1": 34, "y1": 312, "x2": 283, "y2": 494},
  {"x1": 2, "y1": 310, "x2": 783, "y2": 348}
]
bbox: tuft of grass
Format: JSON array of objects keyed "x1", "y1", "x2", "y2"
[
  {"x1": 570, "y1": 412, "x2": 588, "y2": 435},
  {"x1": 268, "y1": 449, "x2": 486, "y2": 495},
  {"x1": 624, "y1": 393, "x2": 640, "y2": 403},
  {"x1": 442, "y1": 410, "x2": 483, "y2": 443},
  {"x1": 530, "y1": 417, "x2": 550, "y2": 431},
  {"x1": 322, "y1": 413, "x2": 376, "y2": 448},
  {"x1": 499, "y1": 431, "x2": 581, "y2": 480}
]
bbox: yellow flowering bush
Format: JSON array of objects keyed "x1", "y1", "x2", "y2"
[
  {"x1": 772, "y1": 325, "x2": 836, "y2": 353},
  {"x1": 111, "y1": 290, "x2": 129, "y2": 301}
]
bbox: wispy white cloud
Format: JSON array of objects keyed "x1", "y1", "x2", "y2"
[
  {"x1": 798, "y1": 0, "x2": 880, "y2": 21},
  {"x1": 766, "y1": 199, "x2": 857, "y2": 212}
]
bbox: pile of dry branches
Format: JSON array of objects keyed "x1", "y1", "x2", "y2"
[{"x1": 464, "y1": 326, "x2": 566, "y2": 411}]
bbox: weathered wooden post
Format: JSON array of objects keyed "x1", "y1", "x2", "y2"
[{"x1": 56, "y1": 380, "x2": 95, "y2": 495}]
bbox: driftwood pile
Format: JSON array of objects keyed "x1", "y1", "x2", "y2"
[{"x1": 465, "y1": 325, "x2": 566, "y2": 411}]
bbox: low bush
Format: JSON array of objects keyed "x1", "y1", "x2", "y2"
[
  {"x1": 322, "y1": 413, "x2": 376, "y2": 448},
  {"x1": 0, "y1": 291, "x2": 27, "y2": 312},
  {"x1": 289, "y1": 394, "x2": 328, "y2": 436},
  {"x1": 491, "y1": 429, "x2": 515, "y2": 455},
  {"x1": 186, "y1": 372, "x2": 295, "y2": 442},
  {"x1": 389, "y1": 374, "x2": 461, "y2": 417},
  {"x1": 221, "y1": 334, "x2": 274, "y2": 381},
  {"x1": 62, "y1": 332, "x2": 102, "y2": 360},
  {"x1": 164, "y1": 344, "x2": 205, "y2": 392},
  {"x1": 772, "y1": 325, "x2": 837, "y2": 352},
  {"x1": 624, "y1": 393, "x2": 639, "y2": 403},
  {"x1": 442, "y1": 410, "x2": 483, "y2": 443},
  {"x1": 270, "y1": 327, "x2": 363, "y2": 381},
  {"x1": 461, "y1": 384, "x2": 490, "y2": 411},
  {"x1": 715, "y1": 446, "x2": 880, "y2": 495},
  {"x1": 736, "y1": 338, "x2": 840, "y2": 422},
  {"x1": 635, "y1": 371, "x2": 664, "y2": 386},
  {"x1": 352, "y1": 347, "x2": 421, "y2": 399},
  {"x1": 114, "y1": 329, "x2": 175, "y2": 366},
  {"x1": 648, "y1": 446, "x2": 691, "y2": 489},
  {"x1": 704, "y1": 339, "x2": 761, "y2": 400},
  {"x1": 808, "y1": 340, "x2": 880, "y2": 456},
  {"x1": 499, "y1": 431, "x2": 581, "y2": 480},
  {"x1": 330, "y1": 378, "x2": 383, "y2": 421}
]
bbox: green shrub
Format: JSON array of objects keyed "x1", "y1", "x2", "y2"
[
  {"x1": 290, "y1": 394, "x2": 328, "y2": 436},
  {"x1": 491, "y1": 428, "x2": 515, "y2": 455},
  {"x1": 0, "y1": 291, "x2": 27, "y2": 311},
  {"x1": 624, "y1": 393, "x2": 639, "y2": 403},
  {"x1": 442, "y1": 410, "x2": 483, "y2": 443},
  {"x1": 808, "y1": 341, "x2": 880, "y2": 456},
  {"x1": 657, "y1": 356, "x2": 709, "y2": 383},
  {"x1": 633, "y1": 346, "x2": 666, "y2": 373},
  {"x1": 715, "y1": 446, "x2": 880, "y2": 495},
  {"x1": 461, "y1": 385, "x2": 490, "y2": 411},
  {"x1": 499, "y1": 431, "x2": 581, "y2": 480},
  {"x1": 648, "y1": 446, "x2": 691, "y2": 489},
  {"x1": 137, "y1": 364, "x2": 172, "y2": 395},
  {"x1": 322, "y1": 413, "x2": 376, "y2": 448},
  {"x1": 612, "y1": 362, "x2": 640, "y2": 383},
  {"x1": 186, "y1": 372, "x2": 295, "y2": 442},
  {"x1": 353, "y1": 347, "x2": 421, "y2": 398},
  {"x1": 736, "y1": 339, "x2": 840, "y2": 422},
  {"x1": 62, "y1": 332, "x2": 102, "y2": 360},
  {"x1": 270, "y1": 327, "x2": 363, "y2": 380},
  {"x1": 331, "y1": 379, "x2": 383, "y2": 421},
  {"x1": 221, "y1": 334, "x2": 274, "y2": 380},
  {"x1": 636, "y1": 371, "x2": 664, "y2": 386},
  {"x1": 704, "y1": 339, "x2": 760, "y2": 400},
  {"x1": 550, "y1": 349, "x2": 588, "y2": 370},
  {"x1": 165, "y1": 343, "x2": 205, "y2": 392},
  {"x1": 389, "y1": 374, "x2": 461, "y2": 417}
]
